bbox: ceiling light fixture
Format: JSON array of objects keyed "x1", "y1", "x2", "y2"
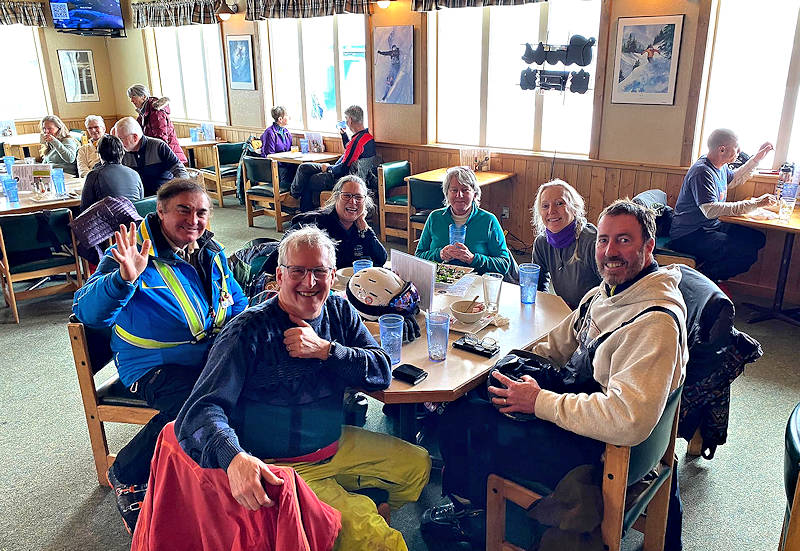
[
  {"x1": 376, "y1": 0, "x2": 391, "y2": 7},
  {"x1": 216, "y1": 1, "x2": 238, "y2": 21}
]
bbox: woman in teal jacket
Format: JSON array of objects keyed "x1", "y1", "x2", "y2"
[
  {"x1": 39, "y1": 115, "x2": 80, "y2": 175},
  {"x1": 415, "y1": 166, "x2": 511, "y2": 275}
]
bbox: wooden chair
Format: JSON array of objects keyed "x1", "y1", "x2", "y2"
[
  {"x1": 242, "y1": 156, "x2": 298, "y2": 231},
  {"x1": 200, "y1": 142, "x2": 244, "y2": 208},
  {"x1": 67, "y1": 316, "x2": 157, "y2": 486},
  {"x1": 0, "y1": 208, "x2": 83, "y2": 323},
  {"x1": 780, "y1": 400, "x2": 800, "y2": 551},
  {"x1": 486, "y1": 386, "x2": 682, "y2": 551},
  {"x1": 378, "y1": 160, "x2": 412, "y2": 247},
  {"x1": 407, "y1": 177, "x2": 445, "y2": 253}
]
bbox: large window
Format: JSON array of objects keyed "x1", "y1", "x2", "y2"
[
  {"x1": 259, "y1": 15, "x2": 367, "y2": 132},
  {"x1": 0, "y1": 26, "x2": 49, "y2": 120},
  {"x1": 152, "y1": 25, "x2": 227, "y2": 123},
  {"x1": 433, "y1": 0, "x2": 601, "y2": 154}
]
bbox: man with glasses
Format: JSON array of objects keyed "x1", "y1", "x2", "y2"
[
  {"x1": 77, "y1": 114, "x2": 106, "y2": 177},
  {"x1": 264, "y1": 175, "x2": 387, "y2": 273},
  {"x1": 290, "y1": 105, "x2": 376, "y2": 212},
  {"x1": 175, "y1": 225, "x2": 430, "y2": 550}
]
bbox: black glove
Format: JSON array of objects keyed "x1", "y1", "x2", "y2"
[{"x1": 402, "y1": 313, "x2": 421, "y2": 343}]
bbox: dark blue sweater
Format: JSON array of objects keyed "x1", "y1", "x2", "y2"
[{"x1": 175, "y1": 295, "x2": 391, "y2": 470}]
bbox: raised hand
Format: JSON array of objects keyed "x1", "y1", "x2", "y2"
[
  {"x1": 752, "y1": 142, "x2": 774, "y2": 163},
  {"x1": 110, "y1": 222, "x2": 151, "y2": 283},
  {"x1": 284, "y1": 315, "x2": 331, "y2": 360},
  {"x1": 226, "y1": 452, "x2": 284, "y2": 510},
  {"x1": 355, "y1": 212, "x2": 369, "y2": 231}
]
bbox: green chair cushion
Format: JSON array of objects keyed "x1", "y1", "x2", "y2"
[
  {"x1": 0, "y1": 208, "x2": 73, "y2": 254},
  {"x1": 217, "y1": 142, "x2": 246, "y2": 165},
  {"x1": 386, "y1": 195, "x2": 408, "y2": 206},
  {"x1": 409, "y1": 178, "x2": 445, "y2": 210},
  {"x1": 9, "y1": 254, "x2": 76, "y2": 275},
  {"x1": 243, "y1": 156, "x2": 273, "y2": 184},
  {"x1": 409, "y1": 210, "x2": 434, "y2": 224},
  {"x1": 247, "y1": 185, "x2": 275, "y2": 198},
  {"x1": 133, "y1": 197, "x2": 157, "y2": 217},
  {"x1": 382, "y1": 160, "x2": 411, "y2": 193},
  {"x1": 655, "y1": 237, "x2": 697, "y2": 260}
]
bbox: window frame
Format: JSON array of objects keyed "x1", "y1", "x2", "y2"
[
  {"x1": 429, "y1": 2, "x2": 601, "y2": 156},
  {"x1": 258, "y1": 14, "x2": 368, "y2": 133},
  {"x1": 148, "y1": 25, "x2": 229, "y2": 125}
]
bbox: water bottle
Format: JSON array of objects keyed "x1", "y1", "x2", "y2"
[{"x1": 777, "y1": 162, "x2": 794, "y2": 199}]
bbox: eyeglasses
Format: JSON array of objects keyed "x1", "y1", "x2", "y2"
[
  {"x1": 339, "y1": 192, "x2": 365, "y2": 203},
  {"x1": 280, "y1": 265, "x2": 334, "y2": 281},
  {"x1": 464, "y1": 334, "x2": 497, "y2": 349}
]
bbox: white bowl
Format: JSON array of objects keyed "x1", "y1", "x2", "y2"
[
  {"x1": 450, "y1": 300, "x2": 486, "y2": 324},
  {"x1": 336, "y1": 266, "x2": 354, "y2": 286}
]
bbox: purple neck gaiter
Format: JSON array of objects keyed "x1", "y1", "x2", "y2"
[{"x1": 545, "y1": 220, "x2": 577, "y2": 249}]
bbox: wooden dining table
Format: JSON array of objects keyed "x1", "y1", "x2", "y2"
[
  {"x1": 2, "y1": 133, "x2": 43, "y2": 159},
  {"x1": 267, "y1": 151, "x2": 341, "y2": 192},
  {"x1": 358, "y1": 274, "x2": 572, "y2": 439},
  {"x1": 721, "y1": 209, "x2": 800, "y2": 326},
  {"x1": 177, "y1": 137, "x2": 225, "y2": 169},
  {"x1": 0, "y1": 177, "x2": 84, "y2": 215},
  {"x1": 404, "y1": 167, "x2": 515, "y2": 188}
]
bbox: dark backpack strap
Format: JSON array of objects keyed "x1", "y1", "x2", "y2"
[{"x1": 590, "y1": 305, "x2": 682, "y2": 351}]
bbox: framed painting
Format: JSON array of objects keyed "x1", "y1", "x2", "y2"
[
  {"x1": 227, "y1": 35, "x2": 255, "y2": 91},
  {"x1": 58, "y1": 50, "x2": 99, "y2": 102},
  {"x1": 611, "y1": 15, "x2": 684, "y2": 105},
  {"x1": 374, "y1": 25, "x2": 413, "y2": 104}
]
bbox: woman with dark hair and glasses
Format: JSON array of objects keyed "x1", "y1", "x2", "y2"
[
  {"x1": 80, "y1": 134, "x2": 144, "y2": 211},
  {"x1": 264, "y1": 175, "x2": 387, "y2": 273}
]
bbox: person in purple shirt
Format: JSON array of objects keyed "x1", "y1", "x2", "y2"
[{"x1": 260, "y1": 106, "x2": 297, "y2": 189}]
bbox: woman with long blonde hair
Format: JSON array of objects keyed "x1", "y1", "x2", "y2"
[
  {"x1": 531, "y1": 179, "x2": 601, "y2": 309},
  {"x1": 39, "y1": 115, "x2": 80, "y2": 176}
]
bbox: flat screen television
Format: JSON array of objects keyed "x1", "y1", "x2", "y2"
[{"x1": 49, "y1": 0, "x2": 124, "y2": 31}]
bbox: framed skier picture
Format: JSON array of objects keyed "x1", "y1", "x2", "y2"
[
  {"x1": 227, "y1": 35, "x2": 255, "y2": 91},
  {"x1": 374, "y1": 25, "x2": 413, "y2": 105},
  {"x1": 611, "y1": 15, "x2": 683, "y2": 105}
]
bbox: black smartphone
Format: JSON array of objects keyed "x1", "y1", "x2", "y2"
[{"x1": 392, "y1": 363, "x2": 428, "y2": 385}]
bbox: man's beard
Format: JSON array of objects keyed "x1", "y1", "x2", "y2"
[{"x1": 597, "y1": 246, "x2": 647, "y2": 286}]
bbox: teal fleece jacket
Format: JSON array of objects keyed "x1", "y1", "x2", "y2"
[{"x1": 414, "y1": 205, "x2": 511, "y2": 275}]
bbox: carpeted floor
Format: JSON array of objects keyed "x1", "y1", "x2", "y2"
[{"x1": 1, "y1": 203, "x2": 797, "y2": 550}]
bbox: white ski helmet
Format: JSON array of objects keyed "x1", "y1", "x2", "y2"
[{"x1": 346, "y1": 266, "x2": 419, "y2": 321}]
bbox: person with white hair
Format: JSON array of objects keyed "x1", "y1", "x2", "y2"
[
  {"x1": 669, "y1": 128, "x2": 775, "y2": 281},
  {"x1": 531, "y1": 179, "x2": 601, "y2": 309},
  {"x1": 113, "y1": 116, "x2": 188, "y2": 196},
  {"x1": 415, "y1": 166, "x2": 511, "y2": 275},
  {"x1": 127, "y1": 84, "x2": 187, "y2": 164},
  {"x1": 39, "y1": 115, "x2": 80, "y2": 175},
  {"x1": 77, "y1": 115, "x2": 106, "y2": 177},
  {"x1": 175, "y1": 224, "x2": 431, "y2": 551}
]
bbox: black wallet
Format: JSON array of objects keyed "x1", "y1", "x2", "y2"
[
  {"x1": 392, "y1": 363, "x2": 428, "y2": 385},
  {"x1": 452, "y1": 336, "x2": 501, "y2": 358}
]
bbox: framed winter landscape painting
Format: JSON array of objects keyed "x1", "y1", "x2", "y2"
[
  {"x1": 227, "y1": 35, "x2": 255, "y2": 90},
  {"x1": 374, "y1": 25, "x2": 413, "y2": 105},
  {"x1": 611, "y1": 15, "x2": 683, "y2": 105}
]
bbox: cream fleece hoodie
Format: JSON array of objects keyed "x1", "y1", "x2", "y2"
[{"x1": 531, "y1": 264, "x2": 688, "y2": 447}]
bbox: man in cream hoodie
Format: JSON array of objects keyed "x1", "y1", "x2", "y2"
[{"x1": 423, "y1": 199, "x2": 688, "y2": 547}]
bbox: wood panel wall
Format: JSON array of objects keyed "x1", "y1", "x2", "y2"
[{"x1": 376, "y1": 143, "x2": 797, "y2": 303}]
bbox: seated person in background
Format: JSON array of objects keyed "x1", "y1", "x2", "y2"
[
  {"x1": 264, "y1": 175, "x2": 387, "y2": 273},
  {"x1": 39, "y1": 115, "x2": 80, "y2": 176},
  {"x1": 531, "y1": 179, "x2": 601, "y2": 309},
  {"x1": 415, "y1": 166, "x2": 511, "y2": 275},
  {"x1": 80, "y1": 134, "x2": 144, "y2": 211},
  {"x1": 423, "y1": 200, "x2": 688, "y2": 549},
  {"x1": 291, "y1": 105, "x2": 375, "y2": 212},
  {"x1": 260, "y1": 105, "x2": 298, "y2": 186},
  {"x1": 114, "y1": 117, "x2": 189, "y2": 197},
  {"x1": 669, "y1": 128, "x2": 775, "y2": 281},
  {"x1": 77, "y1": 115, "x2": 105, "y2": 177},
  {"x1": 73, "y1": 179, "x2": 247, "y2": 533},
  {"x1": 175, "y1": 225, "x2": 430, "y2": 551},
  {"x1": 127, "y1": 84, "x2": 187, "y2": 164}
]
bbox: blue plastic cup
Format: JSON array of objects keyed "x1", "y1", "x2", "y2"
[
  {"x1": 449, "y1": 223, "x2": 466, "y2": 245},
  {"x1": 379, "y1": 314, "x2": 404, "y2": 366},
  {"x1": 52, "y1": 168, "x2": 66, "y2": 196},
  {"x1": 300, "y1": 139, "x2": 309, "y2": 154},
  {"x1": 353, "y1": 259, "x2": 373, "y2": 273},
  {"x1": 519, "y1": 263, "x2": 540, "y2": 304},
  {"x1": 3, "y1": 177, "x2": 19, "y2": 202},
  {"x1": 426, "y1": 311, "x2": 450, "y2": 361},
  {"x1": 3, "y1": 156, "x2": 14, "y2": 175}
]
